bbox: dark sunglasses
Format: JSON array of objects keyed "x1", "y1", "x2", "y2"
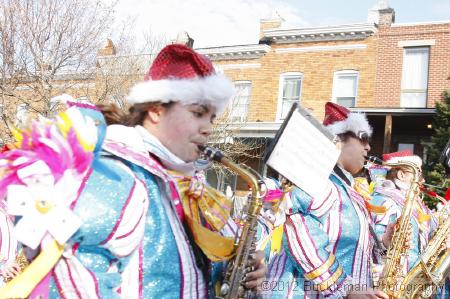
[{"x1": 355, "y1": 131, "x2": 370, "y2": 144}]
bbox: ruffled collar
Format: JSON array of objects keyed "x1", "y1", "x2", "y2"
[{"x1": 135, "y1": 126, "x2": 209, "y2": 176}]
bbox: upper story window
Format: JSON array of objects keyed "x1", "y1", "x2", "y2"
[
  {"x1": 332, "y1": 70, "x2": 359, "y2": 108},
  {"x1": 16, "y1": 103, "x2": 29, "y2": 126},
  {"x1": 401, "y1": 47, "x2": 429, "y2": 108},
  {"x1": 277, "y1": 72, "x2": 302, "y2": 120},
  {"x1": 229, "y1": 81, "x2": 252, "y2": 122}
]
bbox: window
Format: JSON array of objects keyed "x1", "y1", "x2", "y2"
[
  {"x1": 401, "y1": 47, "x2": 429, "y2": 108},
  {"x1": 16, "y1": 103, "x2": 29, "y2": 126},
  {"x1": 332, "y1": 70, "x2": 359, "y2": 108},
  {"x1": 277, "y1": 73, "x2": 302, "y2": 120},
  {"x1": 229, "y1": 81, "x2": 251, "y2": 122},
  {"x1": 398, "y1": 143, "x2": 414, "y2": 152}
]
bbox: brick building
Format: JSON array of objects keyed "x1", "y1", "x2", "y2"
[
  {"x1": 2, "y1": 2, "x2": 449, "y2": 192},
  {"x1": 196, "y1": 2, "x2": 450, "y2": 191}
]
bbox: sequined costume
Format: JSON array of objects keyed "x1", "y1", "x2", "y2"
[
  {"x1": 266, "y1": 167, "x2": 375, "y2": 298},
  {"x1": 102, "y1": 124, "x2": 237, "y2": 298}
]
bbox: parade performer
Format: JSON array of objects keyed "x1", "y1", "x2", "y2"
[
  {"x1": 370, "y1": 150, "x2": 445, "y2": 297},
  {"x1": 267, "y1": 102, "x2": 390, "y2": 298},
  {"x1": 99, "y1": 44, "x2": 266, "y2": 298},
  {"x1": 0, "y1": 102, "x2": 149, "y2": 299}
]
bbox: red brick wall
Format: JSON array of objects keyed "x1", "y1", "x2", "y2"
[
  {"x1": 374, "y1": 23, "x2": 450, "y2": 107},
  {"x1": 215, "y1": 37, "x2": 377, "y2": 122}
]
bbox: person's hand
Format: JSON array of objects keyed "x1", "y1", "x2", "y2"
[
  {"x1": 381, "y1": 221, "x2": 412, "y2": 249},
  {"x1": 347, "y1": 287, "x2": 389, "y2": 299},
  {"x1": 0, "y1": 261, "x2": 21, "y2": 280},
  {"x1": 244, "y1": 250, "x2": 267, "y2": 291}
]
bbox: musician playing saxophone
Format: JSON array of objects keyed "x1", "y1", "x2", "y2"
[
  {"x1": 266, "y1": 102, "x2": 391, "y2": 298},
  {"x1": 370, "y1": 151, "x2": 438, "y2": 291},
  {"x1": 98, "y1": 44, "x2": 267, "y2": 298}
]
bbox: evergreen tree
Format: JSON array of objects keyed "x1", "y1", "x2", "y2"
[{"x1": 423, "y1": 88, "x2": 450, "y2": 208}]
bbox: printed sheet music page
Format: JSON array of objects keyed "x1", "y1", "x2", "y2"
[{"x1": 266, "y1": 109, "x2": 340, "y2": 199}]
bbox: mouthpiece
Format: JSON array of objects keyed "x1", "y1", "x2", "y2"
[
  {"x1": 198, "y1": 145, "x2": 224, "y2": 162},
  {"x1": 365, "y1": 155, "x2": 383, "y2": 165}
]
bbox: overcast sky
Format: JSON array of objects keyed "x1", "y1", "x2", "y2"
[{"x1": 114, "y1": 0, "x2": 450, "y2": 49}]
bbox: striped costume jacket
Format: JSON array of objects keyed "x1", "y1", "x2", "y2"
[
  {"x1": 103, "y1": 125, "x2": 237, "y2": 299},
  {"x1": 265, "y1": 168, "x2": 375, "y2": 298}
]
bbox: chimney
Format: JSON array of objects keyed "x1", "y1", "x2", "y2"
[
  {"x1": 259, "y1": 11, "x2": 284, "y2": 39},
  {"x1": 97, "y1": 39, "x2": 116, "y2": 56},
  {"x1": 367, "y1": 0, "x2": 395, "y2": 27},
  {"x1": 378, "y1": 8, "x2": 395, "y2": 27}
]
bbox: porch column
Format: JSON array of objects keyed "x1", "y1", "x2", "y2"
[{"x1": 383, "y1": 113, "x2": 392, "y2": 153}]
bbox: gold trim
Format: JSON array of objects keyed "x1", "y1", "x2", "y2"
[
  {"x1": 315, "y1": 266, "x2": 343, "y2": 292},
  {"x1": 304, "y1": 254, "x2": 336, "y2": 280}
]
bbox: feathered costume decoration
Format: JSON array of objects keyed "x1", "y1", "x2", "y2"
[{"x1": 0, "y1": 104, "x2": 98, "y2": 249}]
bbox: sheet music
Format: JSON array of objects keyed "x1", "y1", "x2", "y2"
[{"x1": 266, "y1": 107, "x2": 340, "y2": 199}]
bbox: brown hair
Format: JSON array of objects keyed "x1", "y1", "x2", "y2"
[
  {"x1": 96, "y1": 102, "x2": 174, "y2": 126},
  {"x1": 386, "y1": 166, "x2": 410, "y2": 181}
]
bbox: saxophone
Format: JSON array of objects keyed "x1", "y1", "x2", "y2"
[
  {"x1": 398, "y1": 201, "x2": 450, "y2": 299},
  {"x1": 3, "y1": 250, "x2": 29, "y2": 282},
  {"x1": 199, "y1": 145, "x2": 263, "y2": 299},
  {"x1": 370, "y1": 159, "x2": 422, "y2": 298}
]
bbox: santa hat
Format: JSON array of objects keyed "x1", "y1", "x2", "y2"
[
  {"x1": 127, "y1": 44, "x2": 234, "y2": 113},
  {"x1": 382, "y1": 150, "x2": 422, "y2": 168},
  {"x1": 323, "y1": 102, "x2": 372, "y2": 137}
]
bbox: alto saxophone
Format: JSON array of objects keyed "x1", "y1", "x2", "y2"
[
  {"x1": 368, "y1": 158, "x2": 422, "y2": 298},
  {"x1": 398, "y1": 201, "x2": 450, "y2": 299},
  {"x1": 199, "y1": 145, "x2": 263, "y2": 299},
  {"x1": 3, "y1": 250, "x2": 29, "y2": 282}
]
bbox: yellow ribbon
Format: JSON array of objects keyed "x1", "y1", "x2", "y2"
[
  {"x1": 270, "y1": 224, "x2": 284, "y2": 254},
  {"x1": 172, "y1": 173, "x2": 236, "y2": 262},
  {"x1": 0, "y1": 240, "x2": 64, "y2": 299}
]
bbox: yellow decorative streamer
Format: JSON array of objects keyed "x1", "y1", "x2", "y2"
[
  {"x1": 354, "y1": 177, "x2": 387, "y2": 214},
  {"x1": 173, "y1": 172, "x2": 236, "y2": 262},
  {"x1": 0, "y1": 240, "x2": 64, "y2": 299},
  {"x1": 270, "y1": 224, "x2": 284, "y2": 254}
]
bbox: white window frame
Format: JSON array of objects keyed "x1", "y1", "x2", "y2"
[
  {"x1": 276, "y1": 72, "x2": 303, "y2": 121},
  {"x1": 229, "y1": 81, "x2": 252, "y2": 123},
  {"x1": 400, "y1": 47, "x2": 429, "y2": 108},
  {"x1": 331, "y1": 70, "x2": 359, "y2": 108}
]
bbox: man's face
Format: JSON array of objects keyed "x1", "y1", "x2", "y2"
[
  {"x1": 151, "y1": 102, "x2": 216, "y2": 163},
  {"x1": 338, "y1": 135, "x2": 371, "y2": 175}
]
